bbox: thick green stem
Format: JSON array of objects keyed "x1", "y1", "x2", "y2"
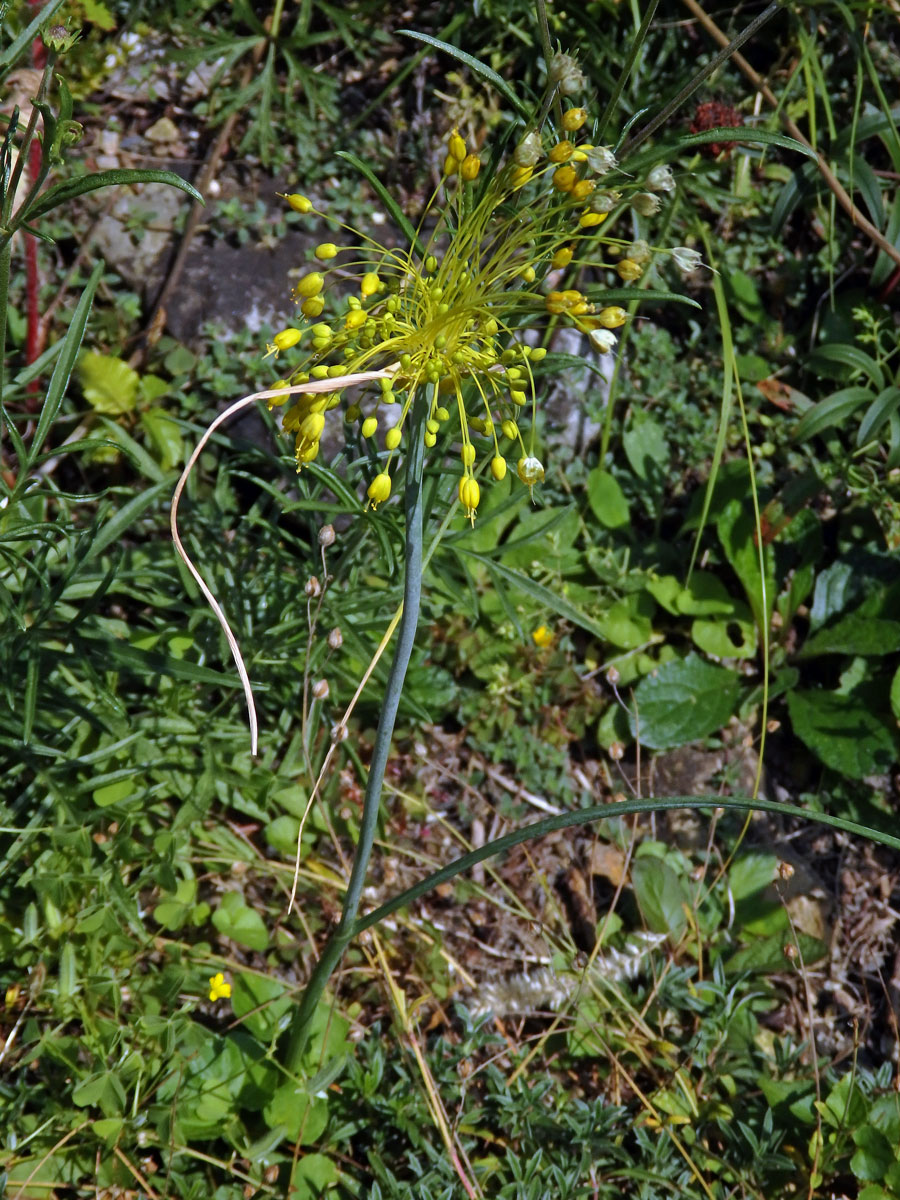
[{"x1": 283, "y1": 389, "x2": 428, "y2": 1076}]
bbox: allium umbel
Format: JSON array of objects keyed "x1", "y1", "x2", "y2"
[{"x1": 265, "y1": 101, "x2": 674, "y2": 521}]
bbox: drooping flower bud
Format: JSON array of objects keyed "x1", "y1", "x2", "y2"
[
  {"x1": 548, "y1": 52, "x2": 586, "y2": 96},
  {"x1": 671, "y1": 246, "x2": 703, "y2": 272},
  {"x1": 517, "y1": 455, "x2": 545, "y2": 486},
  {"x1": 631, "y1": 192, "x2": 662, "y2": 216},
  {"x1": 514, "y1": 131, "x2": 543, "y2": 167}
]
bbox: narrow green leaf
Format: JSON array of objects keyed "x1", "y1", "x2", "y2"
[
  {"x1": 28, "y1": 262, "x2": 102, "y2": 463},
  {"x1": 0, "y1": 0, "x2": 67, "y2": 72},
  {"x1": 354, "y1": 794, "x2": 900, "y2": 938},
  {"x1": 26, "y1": 169, "x2": 203, "y2": 221},
  {"x1": 793, "y1": 387, "x2": 872, "y2": 441},
  {"x1": 807, "y1": 343, "x2": 884, "y2": 388},
  {"x1": 397, "y1": 30, "x2": 529, "y2": 120},
  {"x1": 858, "y1": 387, "x2": 900, "y2": 447},
  {"x1": 582, "y1": 286, "x2": 702, "y2": 309},
  {"x1": 336, "y1": 151, "x2": 422, "y2": 257},
  {"x1": 677, "y1": 127, "x2": 818, "y2": 161},
  {"x1": 456, "y1": 548, "x2": 607, "y2": 640},
  {"x1": 85, "y1": 480, "x2": 169, "y2": 559}
]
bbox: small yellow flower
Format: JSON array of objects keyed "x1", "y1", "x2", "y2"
[
  {"x1": 295, "y1": 271, "x2": 324, "y2": 298},
  {"x1": 490, "y1": 455, "x2": 507, "y2": 481},
  {"x1": 272, "y1": 328, "x2": 301, "y2": 351},
  {"x1": 367, "y1": 473, "x2": 391, "y2": 506},
  {"x1": 532, "y1": 625, "x2": 554, "y2": 648},
  {"x1": 549, "y1": 139, "x2": 575, "y2": 163},
  {"x1": 616, "y1": 258, "x2": 643, "y2": 282},
  {"x1": 579, "y1": 211, "x2": 607, "y2": 228},
  {"x1": 553, "y1": 165, "x2": 578, "y2": 193},
  {"x1": 208, "y1": 973, "x2": 231, "y2": 1002},
  {"x1": 285, "y1": 193, "x2": 313, "y2": 213},
  {"x1": 315, "y1": 243, "x2": 339, "y2": 260},
  {"x1": 443, "y1": 153, "x2": 460, "y2": 176},
  {"x1": 448, "y1": 129, "x2": 467, "y2": 161},
  {"x1": 301, "y1": 295, "x2": 325, "y2": 319},
  {"x1": 551, "y1": 245, "x2": 574, "y2": 269},
  {"x1": 562, "y1": 107, "x2": 587, "y2": 132},
  {"x1": 458, "y1": 476, "x2": 481, "y2": 518},
  {"x1": 597, "y1": 306, "x2": 628, "y2": 329},
  {"x1": 461, "y1": 153, "x2": 481, "y2": 182}
]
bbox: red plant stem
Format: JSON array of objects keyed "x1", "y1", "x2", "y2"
[{"x1": 24, "y1": 2, "x2": 47, "y2": 403}]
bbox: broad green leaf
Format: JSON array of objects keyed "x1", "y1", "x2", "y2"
[
  {"x1": 93, "y1": 778, "x2": 135, "y2": 807},
  {"x1": 676, "y1": 572, "x2": 737, "y2": 616},
  {"x1": 630, "y1": 653, "x2": 741, "y2": 749},
  {"x1": 631, "y1": 857, "x2": 688, "y2": 939},
  {"x1": 27, "y1": 168, "x2": 203, "y2": 221},
  {"x1": 597, "y1": 592, "x2": 655, "y2": 650},
  {"x1": 140, "y1": 407, "x2": 184, "y2": 470},
  {"x1": 793, "y1": 386, "x2": 872, "y2": 441},
  {"x1": 623, "y1": 416, "x2": 669, "y2": 485},
  {"x1": 718, "y1": 500, "x2": 775, "y2": 634},
  {"x1": 786, "y1": 689, "x2": 897, "y2": 779},
  {"x1": 725, "y1": 932, "x2": 825, "y2": 973},
  {"x1": 807, "y1": 344, "x2": 884, "y2": 388},
  {"x1": 78, "y1": 352, "x2": 139, "y2": 414},
  {"x1": 586, "y1": 468, "x2": 630, "y2": 528},
  {"x1": 691, "y1": 613, "x2": 757, "y2": 658},
  {"x1": 263, "y1": 1084, "x2": 329, "y2": 1143},
  {"x1": 232, "y1": 973, "x2": 290, "y2": 1041},
  {"x1": 211, "y1": 892, "x2": 268, "y2": 951},
  {"x1": 798, "y1": 615, "x2": 900, "y2": 658},
  {"x1": 851, "y1": 1126, "x2": 895, "y2": 1184},
  {"x1": 291, "y1": 1154, "x2": 339, "y2": 1197},
  {"x1": 728, "y1": 852, "x2": 777, "y2": 901}
]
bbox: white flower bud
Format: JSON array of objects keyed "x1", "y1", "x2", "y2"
[
  {"x1": 327, "y1": 627, "x2": 343, "y2": 650},
  {"x1": 646, "y1": 164, "x2": 676, "y2": 192},
  {"x1": 631, "y1": 192, "x2": 661, "y2": 216},
  {"x1": 548, "y1": 52, "x2": 586, "y2": 96},
  {"x1": 589, "y1": 189, "x2": 621, "y2": 214},
  {"x1": 671, "y1": 246, "x2": 703, "y2": 272},
  {"x1": 318, "y1": 524, "x2": 336, "y2": 547},
  {"x1": 514, "y1": 130, "x2": 543, "y2": 167},
  {"x1": 516, "y1": 455, "x2": 545, "y2": 486},
  {"x1": 585, "y1": 146, "x2": 617, "y2": 175},
  {"x1": 305, "y1": 576, "x2": 321, "y2": 597},
  {"x1": 589, "y1": 329, "x2": 617, "y2": 354},
  {"x1": 312, "y1": 679, "x2": 329, "y2": 700}
]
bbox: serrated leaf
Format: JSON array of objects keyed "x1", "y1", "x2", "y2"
[
  {"x1": 630, "y1": 653, "x2": 741, "y2": 749},
  {"x1": 786, "y1": 689, "x2": 897, "y2": 779},
  {"x1": 798, "y1": 615, "x2": 900, "y2": 658},
  {"x1": 79, "y1": 352, "x2": 139, "y2": 414}
]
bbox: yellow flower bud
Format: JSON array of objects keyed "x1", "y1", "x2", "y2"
[
  {"x1": 510, "y1": 165, "x2": 533, "y2": 190},
  {"x1": 360, "y1": 272, "x2": 381, "y2": 297},
  {"x1": 361, "y1": 416, "x2": 377, "y2": 438},
  {"x1": 549, "y1": 139, "x2": 575, "y2": 163},
  {"x1": 553, "y1": 165, "x2": 578, "y2": 193},
  {"x1": 510, "y1": 390, "x2": 527, "y2": 406},
  {"x1": 530, "y1": 347, "x2": 547, "y2": 363},
  {"x1": 491, "y1": 455, "x2": 507, "y2": 481},
  {"x1": 295, "y1": 271, "x2": 324, "y2": 298},
  {"x1": 448, "y1": 129, "x2": 466, "y2": 161},
  {"x1": 345, "y1": 309, "x2": 367, "y2": 330},
  {"x1": 385, "y1": 426, "x2": 402, "y2": 450},
  {"x1": 461, "y1": 153, "x2": 481, "y2": 181},
  {"x1": 571, "y1": 179, "x2": 596, "y2": 202},
  {"x1": 501, "y1": 419, "x2": 518, "y2": 440},
  {"x1": 300, "y1": 412, "x2": 325, "y2": 440},
  {"x1": 461, "y1": 442, "x2": 476, "y2": 467},
  {"x1": 562, "y1": 107, "x2": 587, "y2": 132},
  {"x1": 367, "y1": 473, "x2": 391, "y2": 505},
  {"x1": 285, "y1": 193, "x2": 313, "y2": 213},
  {"x1": 310, "y1": 323, "x2": 332, "y2": 340},
  {"x1": 424, "y1": 430, "x2": 437, "y2": 448},
  {"x1": 273, "y1": 328, "x2": 302, "y2": 351},
  {"x1": 551, "y1": 245, "x2": 574, "y2": 269},
  {"x1": 458, "y1": 476, "x2": 481, "y2": 515},
  {"x1": 579, "y1": 211, "x2": 608, "y2": 228},
  {"x1": 597, "y1": 306, "x2": 628, "y2": 328},
  {"x1": 315, "y1": 243, "x2": 338, "y2": 260},
  {"x1": 443, "y1": 154, "x2": 459, "y2": 176},
  {"x1": 616, "y1": 258, "x2": 643, "y2": 282},
  {"x1": 301, "y1": 295, "x2": 325, "y2": 319},
  {"x1": 520, "y1": 265, "x2": 536, "y2": 283}
]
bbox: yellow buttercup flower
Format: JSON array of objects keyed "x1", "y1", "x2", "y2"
[
  {"x1": 208, "y1": 973, "x2": 231, "y2": 1002},
  {"x1": 532, "y1": 625, "x2": 554, "y2": 648}
]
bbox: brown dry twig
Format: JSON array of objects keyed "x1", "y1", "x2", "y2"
[{"x1": 681, "y1": 0, "x2": 900, "y2": 271}]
